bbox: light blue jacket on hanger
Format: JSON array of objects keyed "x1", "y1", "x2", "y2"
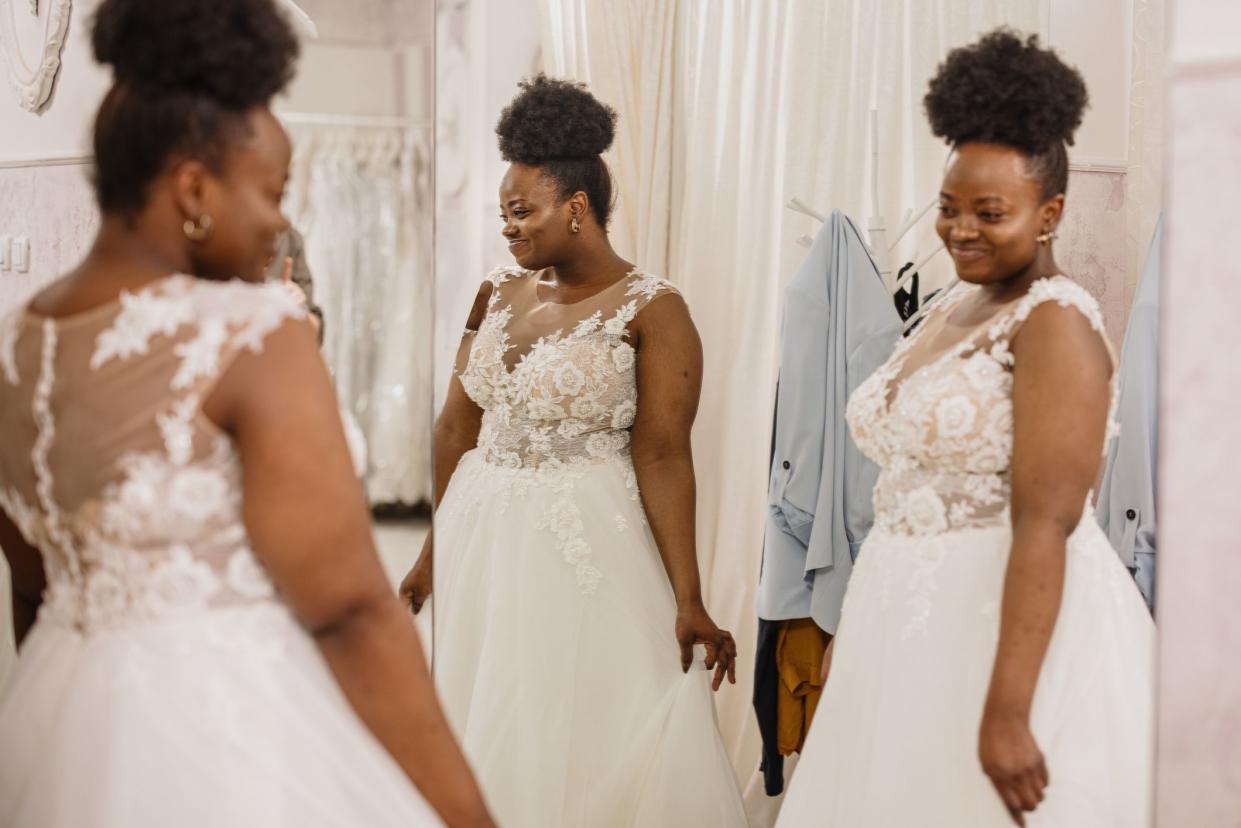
[
  {"x1": 1097, "y1": 219, "x2": 1162, "y2": 613},
  {"x1": 757, "y1": 211, "x2": 902, "y2": 634}
]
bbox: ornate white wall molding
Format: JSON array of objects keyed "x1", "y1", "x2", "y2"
[{"x1": 0, "y1": 0, "x2": 72, "y2": 113}]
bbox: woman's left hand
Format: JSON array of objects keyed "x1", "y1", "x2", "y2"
[
  {"x1": 978, "y1": 708, "x2": 1048, "y2": 826},
  {"x1": 674, "y1": 603, "x2": 737, "y2": 691}
]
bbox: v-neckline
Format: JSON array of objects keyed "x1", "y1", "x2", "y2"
[{"x1": 881, "y1": 285, "x2": 1023, "y2": 413}]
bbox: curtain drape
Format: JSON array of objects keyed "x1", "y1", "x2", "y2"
[
  {"x1": 1125, "y1": 0, "x2": 1166, "y2": 309},
  {"x1": 540, "y1": 0, "x2": 1046, "y2": 794},
  {"x1": 283, "y1": 123, "x2": 434, "y2": 506}
]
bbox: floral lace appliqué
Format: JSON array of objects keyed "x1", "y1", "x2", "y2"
[{"x1": 848, "y1": 276, "x2": 1118, "y2": 539}]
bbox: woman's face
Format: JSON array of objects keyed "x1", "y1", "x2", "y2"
[
  {"x1": 190, "y1": 108, "x2": 292, "y2": 282},
  {"x1": 498, "y1": 163, "x2": 581, "y2": 271},
  {"x1": 935, "y1": 142, "x2": 1063, "y2": 285}
]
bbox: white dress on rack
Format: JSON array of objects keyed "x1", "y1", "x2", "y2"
[
  {"x1": 775, "y1": 276, "x2": 1154, "y2": 827},
  {"x1": 0, "y1": 276, "x2": 441, "y2": 827},
  {"x1": 433, "y1": 266, "x2": 748, "y2": 828}
]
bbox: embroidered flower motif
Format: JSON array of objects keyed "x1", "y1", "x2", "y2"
[
  {"x1": 554, "y1": 362, "x2": 586, "y2": 396},
  {"x1": 612, "y1": 400, "x2": 636, "y2": 430},
  {"x1": 570, "y1": 398, "x2": 601, "y2": 420},
  {"x1": 585, "y1": 432, "x2": 616, "y2": 460},
  {"x1": 903, "y1": 486, "x2": 948, "y2": 536},
  {"x1": 962, "y1": 351, "x2": 1002, "y2": 391},
  {"x1": 612, "y1": 342, "x2": 636, "y2": 373},
  {"x1": 167, "y1": 467, "x2": 231, "y2": 526},
  {"x1": 142, "y1": 545, "x2": 221, "y2": 615},
  {"x1": 935, "y1": 395, "x2": 977, "y2": 439},
  {"x1": 527, "y1": 399, "x2": 566, "y2": 421},
  {"x1": 603, "y1": 316, "x2": 627, "y2": 337},
  {"x1": 615, "y1": 514, "x2": 629, "y2": 532}
]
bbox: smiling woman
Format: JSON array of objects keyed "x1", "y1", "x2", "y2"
[
  {"x1": 404, "y1": 74, "x2": 748, "y2": 828},
  {"x1": 776, "y1": 30, "x2": 1154, "y2": 828}
]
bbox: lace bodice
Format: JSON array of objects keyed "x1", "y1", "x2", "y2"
[
  {"x1": 0, "y1": 276, "x2": 304, "y2": 633},
  {"x1": 845, "y1": 276, "x2": 1118, "y2": 537},
  {"x1": 458, "y1": 266, "x2": 678, "y2": 470}
]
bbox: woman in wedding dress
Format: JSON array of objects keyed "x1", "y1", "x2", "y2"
[
  {"x1": 400, "y1": 75, "x2": 749, "y2": 827},
  {"x1": 0, "y1": 1, "x2": 492, "y2": 825},
  {"x1": 776, "y1": 31, "x2": 1154, "y2": 827}
]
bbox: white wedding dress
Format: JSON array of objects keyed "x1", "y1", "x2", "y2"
[
  {"x1": 776, "y1": 277, "x2": 1154, "y2": 827},
  {"x1": 0, "y1": 276, "x2": 440, "y2": 827},
  {"x1": 433, "y1": 266, "x2": 748, "y2": 828}
]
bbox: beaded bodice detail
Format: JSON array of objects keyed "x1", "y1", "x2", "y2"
[{"x1": 845, "y1": 276, "x2": 1118, "y2": 537}]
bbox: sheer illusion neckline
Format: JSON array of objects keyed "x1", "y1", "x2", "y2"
[
  {"x1": 21, "y1": 273, "x2": 184, "y2": 328},
  {"x1": 530, "y1": 267, "x2": 643, "y2": 307},
  {"x1": 882, "y1": 281, "x2": 1034, "y2": 411}
]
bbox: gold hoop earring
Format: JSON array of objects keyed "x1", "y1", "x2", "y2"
[
  {"x1": 570, "y1": 216, "x2": 581, "y2": 234},
  {"x1": 183, "y1": 214, "x2": 214, "y2": 242},
  {"x1": 1036, "y1": 228, "x2": 1057, "y2": 246}
]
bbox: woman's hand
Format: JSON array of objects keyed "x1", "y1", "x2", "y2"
[
  {"x1": 978, "y1": 707, "x2": 1048, "y2": 826},
  {"x1": 674, "y1": 602, "x2": 737, "y2": 691},
  {"x1": 400, "y1": 538, "x2": 433, "y2": 615}
]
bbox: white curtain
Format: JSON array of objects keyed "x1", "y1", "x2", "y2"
[
  {"x1": 1125, "y1": 0, "x2": 1166, "y2": 309},
  {"x1": 283, "y1": 123, "x2": 434, "y2": 506},
  {"x1": 541, "y1": 0, "x2": 1045, "y2": 791}
]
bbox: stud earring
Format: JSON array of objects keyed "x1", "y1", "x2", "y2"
[
  {"x1": 1036, "y1": 228, "x2": 1057, "y2": 246},
  {"x1": 183, "y1": 214, "x2": 214, "y2": 242},
  {"x1": 570, "y1": 216, "x2": 581, "y2": 234}
]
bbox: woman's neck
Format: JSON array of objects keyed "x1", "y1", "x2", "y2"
[
  {"x1": 544, "y1": 235, "x2": 633, "y2": 289},
  {"x1": 980, "y1": 250, "x2": 1061, "y2": 304}
]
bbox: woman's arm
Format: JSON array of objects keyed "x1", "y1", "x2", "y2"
[
  {"x1": 629, "y1": 294, "x2": 737, "y2": 690},
  {"x1": 206, "y1": 315, "x2": 494, "y2": 828},
  {"x1": 399, "y1": 282, "x2": 492, "y2": 614},
  {"x1": 0, "y1": 510, "x2": 44, "y2": 647},
  {"x1": 980, "y1": 301, "x2": 1113, "y2": 824}
]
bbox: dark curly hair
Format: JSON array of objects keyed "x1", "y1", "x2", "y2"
[
  {"x1": 924, "y1": 29, "x2": 1088, "y2": 199},
  {"x1": 495, "y1": 74, "x2": 618, "y2": 227},
  {"x1": 90, "y1": 0, "x2": 299, "y2": 215}
]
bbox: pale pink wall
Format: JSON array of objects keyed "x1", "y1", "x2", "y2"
[{"x1": 1156, "y1": 0, "x2": 1241, "y2": 821}]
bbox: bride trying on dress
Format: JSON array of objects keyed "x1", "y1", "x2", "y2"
[
  {"x1": 401, "y1": 75, "x2": 748, "y2": 828},
  {"x1": 777, "y1": 30, "x2": 1155, "y2": 827}
]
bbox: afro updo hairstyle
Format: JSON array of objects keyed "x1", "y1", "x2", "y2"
[
  {"x1": 495, "y1": 74, "x2": 619, "y2": 228},
  {"x1": 923, "y1": 29, "x2": 1088, "y2": 200},
  {"x1": 90, "y1": 0, "x2": 300, "y2": 216}
]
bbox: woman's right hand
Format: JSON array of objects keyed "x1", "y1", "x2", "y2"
[
  {"x1": 400, "y1": 537, "x2": 434, "y2": 615},
  {"x1": 819, "y1": 635, "x2": 835, "y2": 685}
]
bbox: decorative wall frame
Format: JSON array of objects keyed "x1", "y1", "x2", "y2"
[{"x1": 0, "y1": 0, "x2": 71, "y2": 113}]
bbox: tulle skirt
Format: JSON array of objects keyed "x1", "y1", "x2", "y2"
[
  {"x1": 434, "y1": 450, "x2": 748, "y2": 828},
  {"x1": 776, "y1": 515, "x2": 1155, "y2": 827},
  {"x1": 0, "y1": 601, "x2": 440, "y2": 827}
]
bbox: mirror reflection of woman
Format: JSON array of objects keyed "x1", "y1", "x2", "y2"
[
  {"x1": 776, "y1": 31, "x2": 1154, "y2": 827},
  {"x1": 0, "y1": 1, "x2": 492, "y2": 825},
  {"x1": 401, "y1": 76, "x2": 748, "y2": 827}
]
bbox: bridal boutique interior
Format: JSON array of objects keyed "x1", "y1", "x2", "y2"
[
  {"x1": 2, "y1": 0, "x2": 1241, "y2": 825},
  {"x1": 0, "y1": 0, "x2": 436, "y2": 684},
  {"x1": 432, "y1": 0, "x2": 1239, "y2": 825}
]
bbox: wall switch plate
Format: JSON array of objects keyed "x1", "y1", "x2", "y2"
[
  {"x1": 0, "y1": 236, "x2": 10, "y2": 271},
  {"x1": 12, "y1": 237, "x2": 30, "y2": 273}
]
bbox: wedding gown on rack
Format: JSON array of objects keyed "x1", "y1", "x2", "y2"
[
  {"x1": 775, "y1": 276, "x2": 1154, "y2": 827},
  {"x1": 0, "y1": 276, "x2": 440, "y2": 827},
  {"x1": 433, "y1": 266, "x2": 748, "y2": 828}
]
